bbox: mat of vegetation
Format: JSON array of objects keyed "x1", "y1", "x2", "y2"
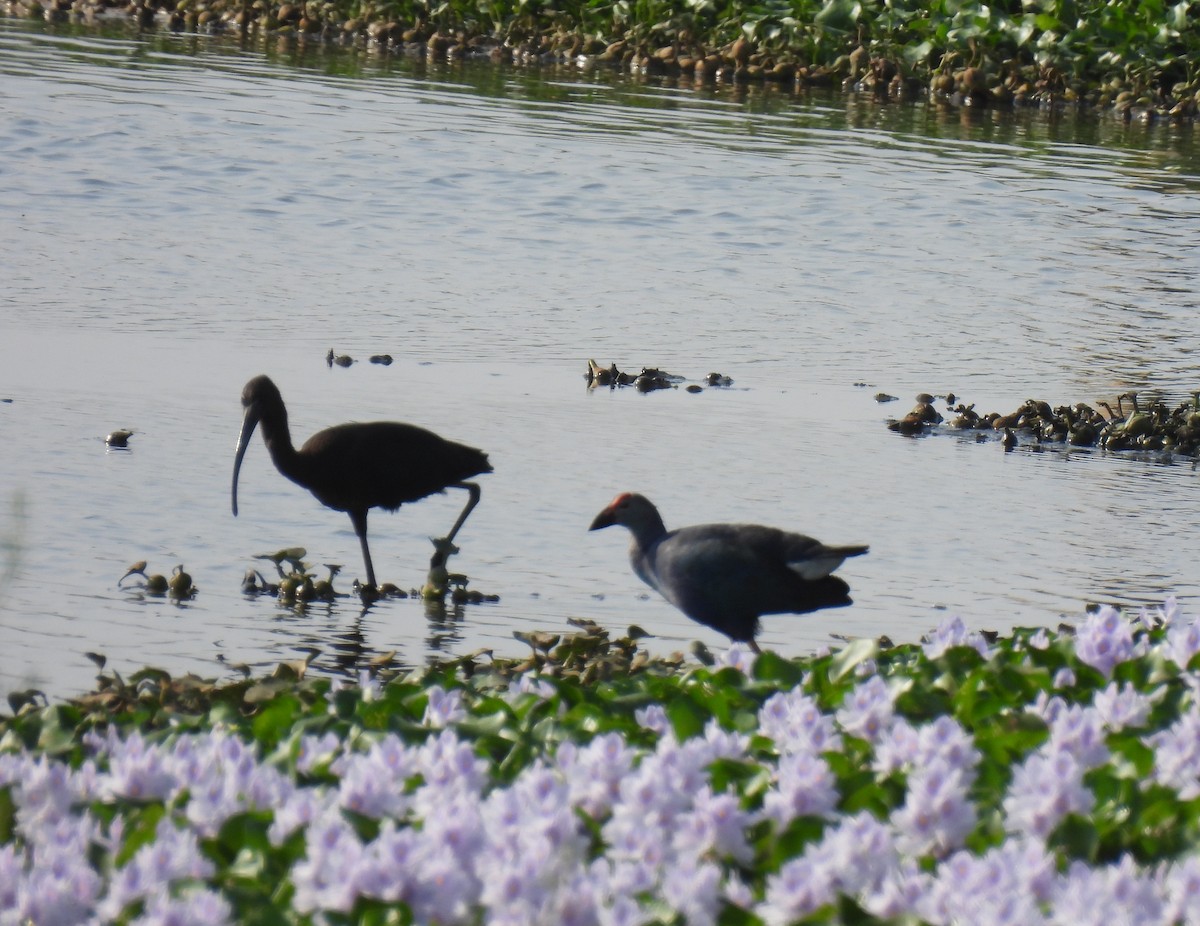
[
  {"x1": 7, "y1": 0, "x2": 1200, "y2": 117},
  {"x1": 4, "y1": 602, "x2": 1200, "y2": 925}
]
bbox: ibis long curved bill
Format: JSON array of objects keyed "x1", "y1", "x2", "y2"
[{"x1": 231, "y1": 406, "x2": 260, "y2": 518}]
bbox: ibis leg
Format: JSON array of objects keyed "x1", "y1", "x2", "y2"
[
  {"x1": 444, "y1": 482, "x2": 482, "y2": 545},
  {"x1": 349, "y1": 509, "x2": 377, "y2": 589},
  {"x1": 429, "y1": 482, "x2": 482, "y2": 570}
]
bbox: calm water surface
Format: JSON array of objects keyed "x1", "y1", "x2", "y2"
[{"x1": 3, "y1": 20, "x2": 1200, "y2": 698}]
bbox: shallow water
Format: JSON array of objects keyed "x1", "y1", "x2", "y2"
[{"x1": 3, "y1": 19, "x2": 1200, "y2": 698}]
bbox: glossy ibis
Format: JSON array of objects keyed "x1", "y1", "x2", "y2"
[
  {"x1": 589, "y1": 492, "x2": 868, "y2": 651},
  {"x1": 232, "y1": 375, "x2": 491, "y2": 590}
]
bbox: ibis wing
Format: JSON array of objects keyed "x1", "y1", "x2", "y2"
[{"x1": 299, "y1": 422, "x2": 490, "y2": 512}]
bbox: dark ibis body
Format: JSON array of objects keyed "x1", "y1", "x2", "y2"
[
  {"x1": 232, "y1": 375, "x2": 491, "y2": 589},
  {"x1": 589, "y1": 492, "x2": 868, "y2": 651}
]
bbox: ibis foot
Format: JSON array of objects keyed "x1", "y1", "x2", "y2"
[
  {"x1": 429, "y1": 536, "x2": 460, "y2": 571},
  {"x1": 354, "y1": 580, "x2": 381, "y2": 604}
]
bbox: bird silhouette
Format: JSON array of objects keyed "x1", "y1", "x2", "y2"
[
  {"x1": 232, "y1": 375, "x2": 491, "y2": 590},
  {"x1": 589, "y1": 492, "x2": 867, "y2": 651}
]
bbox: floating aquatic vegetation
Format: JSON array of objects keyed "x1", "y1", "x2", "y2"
[
  {"x1": 117, "y1": 560, "x2": 194, "y2": 600},
  {"x1": 585, "y1": 359, "x2": 730, "y2": 393},
  {"x1": 243, "y1": 547, "x2": 345, "y2": 607},
  {"x1": 4, "y1": 601, "x2": 1200, "y2": 923},
  {"x1": 22, "y1": 0, "x2": 1200, "y2": 122},
  {"x1": 104, "y1": 429, "x2": 133, "y2": 449},
  {"x1": 885, "y1": 389, "x2": 1200, "y2": 459}
]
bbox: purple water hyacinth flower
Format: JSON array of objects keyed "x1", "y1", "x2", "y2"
[
  {"x1": 12, "y1": 854, "x2": 103, "y2": 926},
  {"x1": 812, "y1": 810, "x2": 898, "y2": 899},
  {"x1": 295, "y1": 731, "x2": 342, "y2": 774},
  {"x1": 922, "y1": 614, "x2": 992, "y2": 659},
  {"x1": 602, "y1": 829, "x2": 664, "y2": 896},
  {"x1": 1051, "y1": 855, "x2": 1163, "y2": 926},
  {"x1": 861, "y1": 859, "x2": 931, "y2": 920},
  {"x1": 1031, "y1": 691, "x2": 1066, "y2": 724},
  {"x1": 921, "y1": 842, "x2": 1054, "y2": 926},
  {"x1": 499, "y1": 758, "x2": 583, "y2": 858},
  {"x1": 268, "y1": 783, "x2": 337, "y2": 846},
  {"x1": 759, "y1": 853, "x2": 839, "y2": 925},
  {"x1": 289, "y1": 810, "x2": 366, "y2": 915},
  {"x1": 1145, "y1": 703, "x2": 1200, "y2": 799},
  {"x1": 855, "y1": 658, "x2": 879, "y2": 678},
  {"x1": 616, "y1": 734, "x2": 723, "y2": 826},
  {"x1": 160, "y1": 731, "x2": 291, "y2": 838},
  {"x1": 722, "y1": 874, "x2": 756, "y2": 911},
  {"x1": 179, "y1": 768, "x2": 241, "y2": 838},
  {"x1": 128, "y1": 887, "x2": 233, "y2": 926},
  {"x1": 404, "y1": 842, "x2": 479, "y2": 924},
  {"x1": 1164, "y1": 607, "x2": 1200, "y2": 670},
  {"x1": 1141, "y1": 596, "x2": 1180, "y2": 630},
  {"x1": 1002, "y1": 750, "x2": 1094, "y2": 839},
  {"x1": 509, "y1": 673, "x2": 557, "y2": 701},
  {"x1": 422, "y1": 789, "x2": 485, "y2": 867},
  {"x1": 0, "y1": 844, "x2": 21, "y2": 911},
  {"x1": 1092, "y1": 681, "x2": 1155, "y2": 732},
  {"x1": 1162, "y1": 854, "x2": 1200, "y2": 926},
  {"x1": 758, "y1": 688, "x2": 842, "y2": 756},
  {"x1": 891, "y1": 758, "x2": 978, "y2": 858},
  {"x1": 333, "y1": 735, "x2": 417, "y2": 819},
  {"x1": 476, "y1": 854, "x2": 547, "y2": 921},
  {"x1": 355, "y1": 820, "x2": 421, "y2": 904},
  {"x1": 662, "y1": 855, "x2": 722, "y2": 926},
  {"x1": 873, "y1": 718, "x2": 922, "y2": 776},
  {"x1": 330, "y1": 669, "x2": 382, "y2": 702},
  {"x1": 878, "y1": 715, "x2": 981, "y2": 783},
  {"x1": 553, "y1": 870, "x2": 609, "y2": 926},
  {"x1": 99, "y1": 818, "x2": 216, "y2": 921},
  {"x1": 557, "y1": 731, "x2": 635, "y2": 819},
  {"x1": 415, "y1": 729, "x2": 488, "y2": 797},
  {"x1": 671, "y1": 786, "x2": 753, "y2": 865},
  {"x1": 1053, "y1": 666, "x2": 1077, "y2": 688},
  {"x1": 1044, "y1": 703, "x2": 1110, "y2": 770},
  {"x1": 713, "y1": 643, "x2": 758, "y2": 675},
  {"x1": 336, "y1": 752, "x2": 411, "y2": 819},
  {"x1": 1073, "y1": 605, "x2": 1139, "y2": 677},
  {"x1": 423, "y1": 684, "x2": 467, "y2": 727},
  {"x1": 634, "y1": 703, "x2": 670, "y2": 735},
  {"x1": 4, "y1": 813, "x2": 103, "y2": 926},
  {"x1": 836, "y1": 674, "x2": 895, "y2": 744},
  {"x1": 760, "y1": 750, "x2": 840, "y2": 826},
  {"x1": 696, "y1": 719, "x2": 750, "y2": 763},
  {"x1": 96, "y1": 731, "x2": 177, "y2": 803},
  {"x1": 613, "y1": 757, "x2": 691, "y2": 829},
  {"x1": 920, "y1": 715, "x2": 981, "y2": 776},
  {"x1": 8, "y1": 754, "x2": 81, "y2": 827},
  {"x1": 596, "y1": 892, "x2": 645, "y2": 926}
]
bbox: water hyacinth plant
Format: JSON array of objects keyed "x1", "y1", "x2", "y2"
[
  {"x1": 14, "y1": 0, "x2": 1200, "y2": 113},
  {"x1": 4, "y1": 601, "x2": 1200, "y2": 924}
]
